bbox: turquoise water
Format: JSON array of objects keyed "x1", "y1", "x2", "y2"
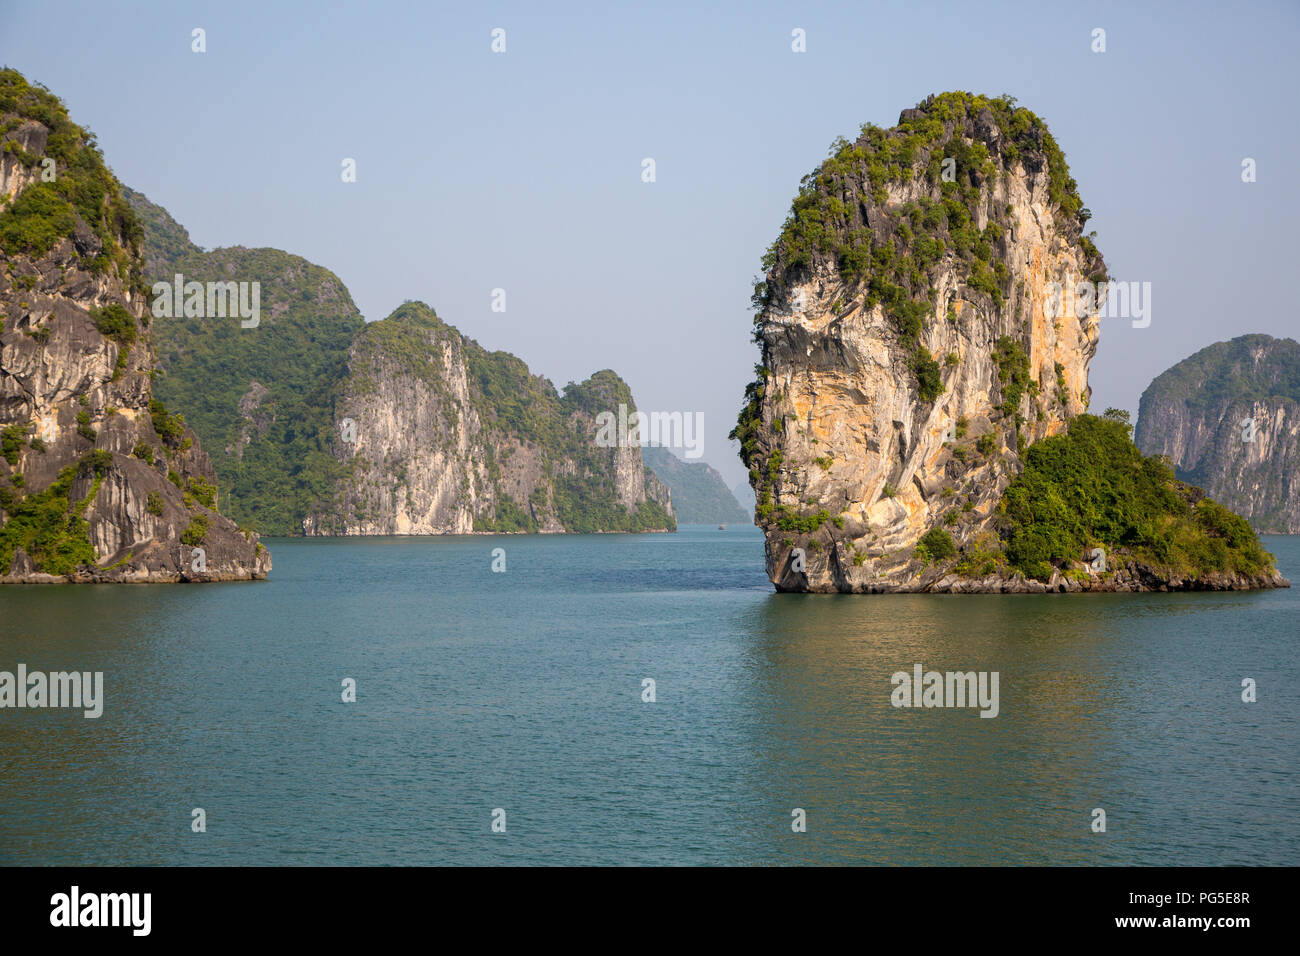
[{"x1": 1, "y1": 526, "x2": 1296, "y2": 865}]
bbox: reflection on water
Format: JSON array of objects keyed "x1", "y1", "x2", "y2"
[
  {"x1": 1, "y1": 528, "x2": 1296, "y2": 865},
  {"x1": 734, "y1": 590, "x2": 1285, "y2": 865}
]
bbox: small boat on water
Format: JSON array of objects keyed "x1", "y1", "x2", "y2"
[{"x1": 718, "y1": 524, "x2": 726, "y2": 530}]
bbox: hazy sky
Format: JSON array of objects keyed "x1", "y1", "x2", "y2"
[{"x1": 3, "y1": 0, "x2": 1297, "y2": 487}]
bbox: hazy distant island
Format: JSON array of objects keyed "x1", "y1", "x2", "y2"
[
  {"x1": 641, "y1": 446, "x2": 747, "y2": 525},
  {"x1": 1137, "y1": 334, "x2": 1300, "y2": 534},
  {"x1": 731, "y1": 91, "x2": 1287, "y2": 593}
]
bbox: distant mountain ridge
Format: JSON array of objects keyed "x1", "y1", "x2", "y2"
[
  {"x1": 732, "y1": 480, "x2": 756, "y2": 521},
  {"x1": 642, "y1": 446, "x2": 746, "y2": 524}
]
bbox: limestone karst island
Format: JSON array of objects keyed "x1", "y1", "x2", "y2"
[{"x1": 731, "y1": 92, "x2": 1288, "y2": 594}]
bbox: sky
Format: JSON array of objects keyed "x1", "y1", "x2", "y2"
[{"x1": 2, "y1": 0, "x2": 1297, "y2": 488}]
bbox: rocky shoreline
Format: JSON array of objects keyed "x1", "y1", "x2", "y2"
[
  {"x1": 1, "y1": 541, "x2": 269, "y2": 584},
  {"x1": 1, "y1": 569, "x2": 268, "y2": 584},
  {"x1": 776, "y1": 564, "x2": 1290, "y2": 594}
]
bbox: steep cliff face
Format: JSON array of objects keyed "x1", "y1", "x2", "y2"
[
  {"x1": 1136, "y1": 335, "x2": 1300, "y2": 533},
  {"x1": 304, "y1": 302, "x2": 674, "y2": 535},
  {"x1": 734, "y1": 93, "x2": 1106, "y2": 592},
  {"x1": 0, "y1": 69, "x2": 269, "y2": 582}
]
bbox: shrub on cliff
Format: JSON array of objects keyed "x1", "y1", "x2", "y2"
[
  {"x1": 0, "y1": 183, "x2": 78, "y2": 257},
  {"x1": 1, "y1": 424, "x2": 27, "y2": 465},
  {"x1": 0, "y1": 462, "x2": 98, "y2": 575},
  {"x1": 149, "y1": 398, "x2": 186, "y2": 445},
  {"x1": 89, "y1": 303, "x2": 137, "y2": 345},
  {"x1": 915, "y1": 527, "x2": 957, "y2": 565},
  {"x1": 911, "y1": 351, "x2": 943, "y2": 402}
]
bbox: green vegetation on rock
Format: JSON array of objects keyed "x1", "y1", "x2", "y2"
[
  {"x1": 730, "y1": 364, "x2": 767, "y2": 471},
  {"x1": 0, "y1": 69, "x2": 142, "y2": 284},
  {"x1": 0, "y1": 451, "x2": 110, "y2": 575},
  {"x1": 473, "y1": 494, "x2": 537, "y2": 533},
  {"x1": 915, "y1": 527, "x2": 957, "y2": 566},
  {"x1": 89, "y1": 303, "x2": 137, "y2": 345},
  {"x1": 992, "y1": 334, "x2": 1031, "y2": 421},
  {"x1": 2, "y1": 424, "x2": 27, "y2": 465},
  {"x1": 148, "y1": 398, "x2": 186, "y2": 446},
  {"x1": 181, "y1": 514, "x2": 209, "y2": 547},
  {"x1": 994, "y1": 411, "x2": 1275, "y2": 582},
  {"x1": 128, "y1": 189, "x2": 365, "y2": 534}
]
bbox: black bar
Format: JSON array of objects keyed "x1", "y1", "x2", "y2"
[{"x1": 0, "y1": 866, "x2": 1279, "y2": 942}]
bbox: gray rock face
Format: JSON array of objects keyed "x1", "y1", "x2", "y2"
[
  {"x1": 1136, "y1": 334, "x2": 1300, "y2": 533},
  {"x1": 1, "y1": 73, "x2": 269, "y2": 582},
  {"x1": 303, "y1": 302, "x2": 674, "y2": 535}
]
